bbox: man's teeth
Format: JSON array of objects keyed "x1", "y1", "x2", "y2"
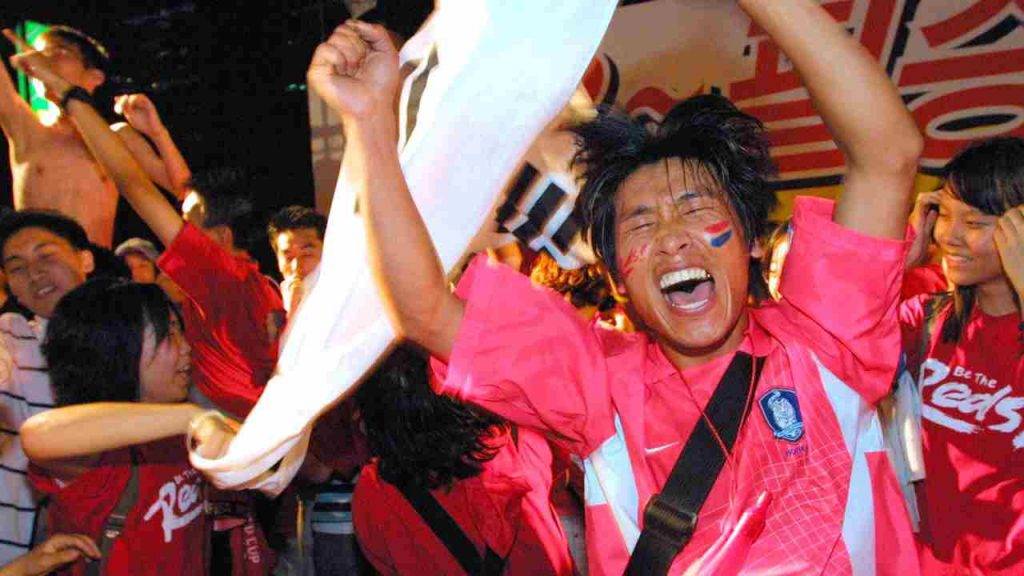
[
  {"x1": 659, "y1": 268, "x2": 710, "y2": 290},
  {"x1": 36, "y1": 286, "x2": 54, "y2": 297}
]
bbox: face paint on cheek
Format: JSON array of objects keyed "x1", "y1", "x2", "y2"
[
  {"x1": 704, "y1": 221, "x2": 733, "y2": 249},
  {"x1": 619, "y1": 243, "x2": 651, "y2": 281}
]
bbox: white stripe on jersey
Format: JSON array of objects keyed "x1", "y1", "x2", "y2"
[
  {"x1": 815, "y1": 352, "x2": 887, "y2": 576},
  {"x1": 584, "y1": 414, "x2": 641, "y2": 551}
]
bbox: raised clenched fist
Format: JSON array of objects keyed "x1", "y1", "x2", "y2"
[
  {"x1": 306, "y1": 20, "x2": 399, "y2": 122},
  {"x1": 115, "y1": 93, "x2": 165, "y2": 136}
]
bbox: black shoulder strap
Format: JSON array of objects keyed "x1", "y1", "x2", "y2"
[
  {"x1": 87, "y1": 448, "x2": 141, "y2": 576},
  {"x1": 626, "y1": 352, "x2": 765, "y2": 576},
  {"x1": 395, "y1": 480, "x2": 507, "y2": 576}
]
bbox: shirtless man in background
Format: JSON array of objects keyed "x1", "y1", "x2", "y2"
[{"x1": 1, "y1": 26, "x2": 190, "y2": 247}]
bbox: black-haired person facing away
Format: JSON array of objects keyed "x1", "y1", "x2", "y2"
[
  {"x1": 1, "y1": 27, "x2": 191, "y2": 247},
  {"x1": 21, "y1": 278, "x2": 236, "y2": 575},
  {"x1": 309, "y1": 0, "x2": 924, "y2": 572},
  {"x1": 899, "y1": 137, "x2": 1024, "y2": 574},
  {"x1": 353, "y1": 346, "x2": 574, "y2": 575},
  {"x1": 0, "y1": 210, "x2": 94, "y2": 563}
]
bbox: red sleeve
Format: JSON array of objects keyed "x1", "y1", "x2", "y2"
[
  {"x1": 778, "y1": 197, "x2": 910, "y2": 404},
  {"x1": 157, "y1": 223, "x2": 249, "y2": 311},
  {"x1": 430, "y1": 254, "x2": 616, "y2": 457},
  {"x1": 157, "y1": 223, "x2": 284, "y2": 412}
]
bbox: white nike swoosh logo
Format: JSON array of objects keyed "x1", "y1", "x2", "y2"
[{"x1": 644, "y1": 441, "x2": 680, "y2": 455}]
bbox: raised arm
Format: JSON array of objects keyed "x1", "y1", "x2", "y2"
[
  {"x1": 7, "y1": 39, "x2": 184, "y2": 246},
  {"x1": 113, "y1": 93, "x2": 193, "y2": 200},
  {"x1": 739, "y1": 0, "x2": 922, "y2": 239},
  {"x1": 0, "y1": 31, "x2": 41, "y2": 145},
  {"x1": 306, "y1": 21, "x2": 463, "y2": 359}
]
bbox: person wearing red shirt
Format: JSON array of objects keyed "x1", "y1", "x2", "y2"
[
  {"x1": 900, "y1": 137, "x2": 1024, "y2": 575},
  {"x1": 353, "y1": 347, "x2": 573, "y2": 575},
  {"x1": 159, "y1": 172, "x2": 285, "y2": 419},
  {"x1": 307, "y1": 0, "x2": 923, "y2": 572},
  {"x1": 21, "y1": 278, "x2": 235, "y2": 575}
]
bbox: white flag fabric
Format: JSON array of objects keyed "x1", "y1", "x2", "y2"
[
  {"x1": 190, "y1": 0, "x2": 617, "y2": 494},
  {"x1": 493, "y1": 124, "x2": 596, "y2": 270}
]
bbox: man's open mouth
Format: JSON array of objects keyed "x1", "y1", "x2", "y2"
[{"x1": 659, "y1": 267, "x2": 714, "y2": 311}]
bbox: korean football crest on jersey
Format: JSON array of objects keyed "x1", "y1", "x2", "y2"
[{"x1": 759, "y1": 388, "x2": 804, "y2": 442}]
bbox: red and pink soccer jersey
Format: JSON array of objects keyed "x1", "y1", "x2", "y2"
[
  {"x1": 158, "y1": 223, "x2": 285, "y2": 417},
  {"x1": 30, "y1": 438, "x2": 208, "y2": 576},
  {"x1": 432, "y1": 197, "x2": 919, "y2": 575},
  {"x1": 900, "y1": 295, "x2": 1024, "y2": 575},
  {"x1": 353, "y1": 426, "x2": 574, "y2": 575}
]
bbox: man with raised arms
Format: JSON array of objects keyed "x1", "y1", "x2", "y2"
[
  {"x1": 1, "y1": 27, "x2": 190, "y2": 247},
  {"x1": 309, "y1": 2, "x2": 923, "y2": 573}
]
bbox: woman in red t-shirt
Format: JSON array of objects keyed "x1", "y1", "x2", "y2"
[
  {"x1": 20, "y1": 278, "x2": 235, "y2": 576},
  {"x1": 900, "y1": 137, "x2": 1024, "y2": 575},
  {"x1": 352, "y1": 346, "x2": 574, "y2": 576}
]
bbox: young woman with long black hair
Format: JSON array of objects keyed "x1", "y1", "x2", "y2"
[{"x1": 901, "y1": 137, "x2": 1024, "y2": 574}]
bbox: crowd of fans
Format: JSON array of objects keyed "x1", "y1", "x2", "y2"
[{"x1": 0, "y1": 0, "x2": 1021, "y2": 574}]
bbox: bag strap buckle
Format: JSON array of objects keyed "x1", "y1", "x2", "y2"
[{"x1": 643, "y1": 493, "x2": 697, "y2": 545}]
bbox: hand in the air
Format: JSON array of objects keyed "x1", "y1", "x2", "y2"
[
  {"x1": 995, "y1": 205, "x2": 1024, "y2": 301},
  {"x1": 3, "y1": 29, "x2": 73, "y2": 101},
  {"x1": 306, "y1": 20, "x2": 399, "y2": 121},
  {"x1": 115, "y1": 93, "x2": 165, "y2": 135},
  {"x1": 906, "y1": 190, "x2": 942, "y2": 270}
]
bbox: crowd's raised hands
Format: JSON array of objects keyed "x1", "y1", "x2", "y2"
[{"x1": 114, "y1": 93, "x2": 163, "y2": 135}]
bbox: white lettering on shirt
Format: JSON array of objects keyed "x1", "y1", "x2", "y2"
[
  {"x1": 920, "y1": 358, "x2": 1024, "y2": 448},
  {"x1": 143, "y1": 471, "x2": 204, "y2": 543}
]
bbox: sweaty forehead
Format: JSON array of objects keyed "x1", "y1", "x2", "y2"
[
  {"x1": 615, "y1": 159, "x2": 725, "y2": 213},
  {"x1": 275, "y1": 228, "x2": 320, "y2": 250},
  {"x1": 3, "y1": 227, "x2": 73, "y2": 258}
]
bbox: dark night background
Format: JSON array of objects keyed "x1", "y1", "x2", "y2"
[{"x1": 0, "y1": 0, "x2": 431, "y2": 275}]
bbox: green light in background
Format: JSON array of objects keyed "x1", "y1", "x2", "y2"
[{"x1": 14, "y1": 21, "x2": 58, "y2": 123}]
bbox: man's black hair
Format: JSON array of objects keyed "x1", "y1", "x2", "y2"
[
  {"x1": 186, "y1": 165, "x2": 256, "y2": 238},
  {"x1": 43, "y1": 25, "x2": 110, "y2": 74},
  {"x1": 267, "y1": 205, "x2": 327, "y2": 248},
  {"x1": 355, "y1": 346, "x2": 506, "y2": 490},
  {"x1": 43, "y1": 278, "x2": 181, "y2": 407},
  {"x1": 572, "y1": 94, "x2": 778, "y2": 295},
  {"x1": 0, "y1": 210, "x2": 92, "y2": 259}
]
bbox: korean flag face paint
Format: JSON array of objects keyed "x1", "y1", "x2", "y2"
[
  {"x1": 704, "y1": 220, "x2": 733, "y2": 249},
  {"x1": 619, "y1": 242, "x2": 651, "y2": 282}
]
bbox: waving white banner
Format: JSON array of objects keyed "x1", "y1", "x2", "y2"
[{"x1": 190, "y1": 0, "x2": 618, "y2": 494}]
